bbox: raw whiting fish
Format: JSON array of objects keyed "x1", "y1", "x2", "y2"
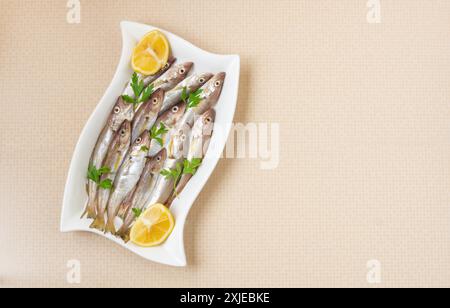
[
  {"x1": 169, "y1": 109, "x2": 215, "y2": 203},
  {"x1": 116, "y1": 149, "x2": 168, "y2": 242},
  {"x1": 83, "y1": 97, "x2": 134, "y2": 219},
  {"x1": 89, "y1": 121, "x2": 132, "y2": 231},
  {"x1": 105, "y1": 131, "x2": 151, "y2": 234},
  {"x1": 131, "y1": 88, "x2": 165, "y2": 142},
  {"x1": 160, "y1": 72, "x2": 213, "y2": 113},
  {"x1": 145, "y1": 122, "x2": 192, "y2": 207},
  {"x1": 151, "y1": 62, "x2": 193, "y2": 92}
]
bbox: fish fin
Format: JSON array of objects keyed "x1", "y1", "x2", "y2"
[
  {"x1": 90, "y1": 215, "x2": 106, "y2": 231},
  {"x1": 104, "y1": 219, "x2": 116, "y2": 234},
  {"x1": 116, "y1": 228, "x2": 131, "y2": 243},
  {"x1": 81, "y1": 200, "x2": 97, "y2": 219},
  {"x1": 80, "y1": 208, "x2": 88, "y2": 219}
]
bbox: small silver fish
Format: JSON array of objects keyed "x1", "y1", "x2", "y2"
[
  {"x1": 151, "y1": 62, "x2": 194, "y2": 92},
  {"x1": 169, "y1": 109, "x2": 215, "y2": 204},
  {"x1": 115, "y1": 149, "x2": 167, "y2": 241},
  {"x1": 90, "y1": 121, "x2": 132, "y2": 231},
  {"x1": 122, "y1": 58, "x2": 176, "y2": 98},
  {"x1": 148, "y1": 101, "x2": 187, "y2": 156},
  {"x1": 105, "y1": 131, "x2": 151, "y2": 234},
  {"x1": 145, "y1": 158, "x2": 183, "y2": 209},
  {"x1": 131, "y1": 88, "x2": 165, "y2": 142},
  {"x1": 145, "y1": 122, "x2": 192, "y2": 208},
  {"x1": 83, "y1": 97, "x2": 134, "y2": 219},
  {"x1": 160, "y1": 72, "x2": 213, "y2": 114}
]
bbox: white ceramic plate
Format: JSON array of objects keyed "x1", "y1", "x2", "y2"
[{"x1": 60, "y1": 21, "x2": 240, "y2": 267}]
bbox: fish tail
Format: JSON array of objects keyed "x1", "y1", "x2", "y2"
[
  {"x1": 90, "y1": 215, "x2": 106, "y2": 231},
  {"x1": 81, "y1": 200, "x2": 97, "y2": 219},
  {"x1": 104, "y1": 219, "x2": 116, "y2": 234}
]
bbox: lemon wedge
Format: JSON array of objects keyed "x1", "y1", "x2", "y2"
[
  {"x1": 132, "y1": 30, "x2": 170, "y2": 75},
  {"x1": 130, "y1": 204, "x2": 175, "y2": 247}
]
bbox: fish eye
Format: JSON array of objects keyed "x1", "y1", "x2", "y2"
[
  {"x1": 156, "y1": 156, "x2": 161, "y2": 162},
  {"x1": 179, "y1": 68, "x2": 186, "y2": 75},
  {"x1": 120, "y1": 129, "x2": 126, "y2": 136},
  {"x1": 114, "y1": 106, "x2": 121, "y2": 114},
  {"x1": 205, "y1": 117, "x2": 212, "y2": 123},
  {"x1": 181, "y1": 134, "x2": 186, "y2": 141},
  {"x1": 199, "y1": 78, "x2": 205, "y2": 83},
  {"x1": 214, "y1": 80, "x2": 221, "y2": 87},
  {"x1": 172, "y1": 106, "x2": 179, "y2": 113},
  {"x1": 152, "y1": 98, "x2": 158, "y2": 104},
  {"x1": 136, "y1": 137, "x2": 142, "y2": 144}
]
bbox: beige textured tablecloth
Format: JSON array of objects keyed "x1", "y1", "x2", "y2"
[{"x1": 1, "y1": 0, "x2": 450, "y2": 288}]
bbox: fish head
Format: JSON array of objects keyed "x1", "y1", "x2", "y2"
[
  {"x1": 160, "y1": 101, "x2": 187, "y2": 127},
  {"x1": 147, "y1": 88, "x2": 165, "y2": 113},
  {"x1": 169, "y1": 123, "x2": 191, "y2": 159},
  {"x1": 131, "y1": 130, "x2": 151, "y2": 154},
  {"x1": 117, "y1": 120, "x2": 132, "y2": 149},
  {"x1": 206, "y1": 72, "x2": 226, "y2": 99},
  {"x1": 187, "y1": 72, "x2": 214, "y2": 91},
  {"x1": 167, "y1": 62, "x2": 194, "y2": 83},
  {"x1": 109, "y1": 97, "x2": 135, "y2": 131},
  {"x1": 195, "y1": 72, "x2": 226, "y2": 114},
  {"x1": 147, "y1": 149, "x2": 168, "y2": 173},
  {"x1": 199, "y1": 109, "x2": 216, "y2": 137},
  {"x1": 189, "y1": 109, "x2": 215, "y2": 159}
]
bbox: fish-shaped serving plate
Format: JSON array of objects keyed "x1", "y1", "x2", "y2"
[{"x1": 60, "y1": 21, "x2": 240, "y2": 266}]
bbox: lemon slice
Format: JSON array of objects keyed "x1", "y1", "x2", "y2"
[
  {"x1": 130, "y1": 204, "x2": 175, "y2": 247},
  {"x1": 132, "y1": 30, "x2": 170, "y2": 75}
]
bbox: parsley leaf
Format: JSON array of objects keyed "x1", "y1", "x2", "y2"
[
  {"x1": 151, "y1": 123, "x2": 169, "y2": 146},
  {"x1": 181, "y1": 87, "x2": 189, "y2": 102},
  {"x1": 141, "y1": 146, "x2": 149, "y2": 153},
  {"x1": 131, "y1": 73, "x2": 145, "y2": 98},
  {"x1": 121, "y1": 94, "x2": 135, "y2": 104},
  {"x1": 123, "y1": 73, "x2": 154, "y2": 107},
  {"x1": 181, "y1": 87, "x2": 204, "y2": 109},
  {"x1": 87, "y1": 164, "x2": 100, "y2": 183},
  {"x1": 161, "y1": 160, "x2": 202, "y2": 199},
  {"x1": 161, "y1": 162, "x2": 183, "y2": 192},
  {"x1": 138, "y1": 84, "x2": 154, "y2": 103},
  {"x1": 183, "y1": 158, "x2": 203, "y2": 175},
  {"x1": 99, "y1": 179, "x2": 113, "y2": 189},
  {"x1": 87, "y1": 165, "x2": 111, "y2": 189},
  {"x1": 132, "y1": 208, "x2": 143, "y2": 218},
  {"x1": 188, "y1": 89, "x2": 203, "y2": 109}
]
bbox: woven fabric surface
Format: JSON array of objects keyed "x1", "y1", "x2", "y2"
[{"x1": 1, "y1": 0, "x2": 450, "y2": 288}]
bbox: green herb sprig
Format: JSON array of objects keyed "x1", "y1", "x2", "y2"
[
  {"x1": 122, "y1": 73, "x2": 154, "y2": 107},
  {"x1": 183, "y1": 158, "x2": 202, "y2": 175},
  {"x1": 150, "y1": 123, "x2": 169, "y2": 147},
  {"x1": 160, "y1": 162, "x2": 183, "y2": 187},
  {"x1": 132, "y1": 208, "x2": 143, "y2": 218},
  {"x1": 181, "y1": 87, "x2": 203, "y2": 109},
  {"x1": 160, "y1": 159, "x2": 203, "y2": 198},
  {"x1": 87, "y1": 165, "x2": 113, "y2": 189}
]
